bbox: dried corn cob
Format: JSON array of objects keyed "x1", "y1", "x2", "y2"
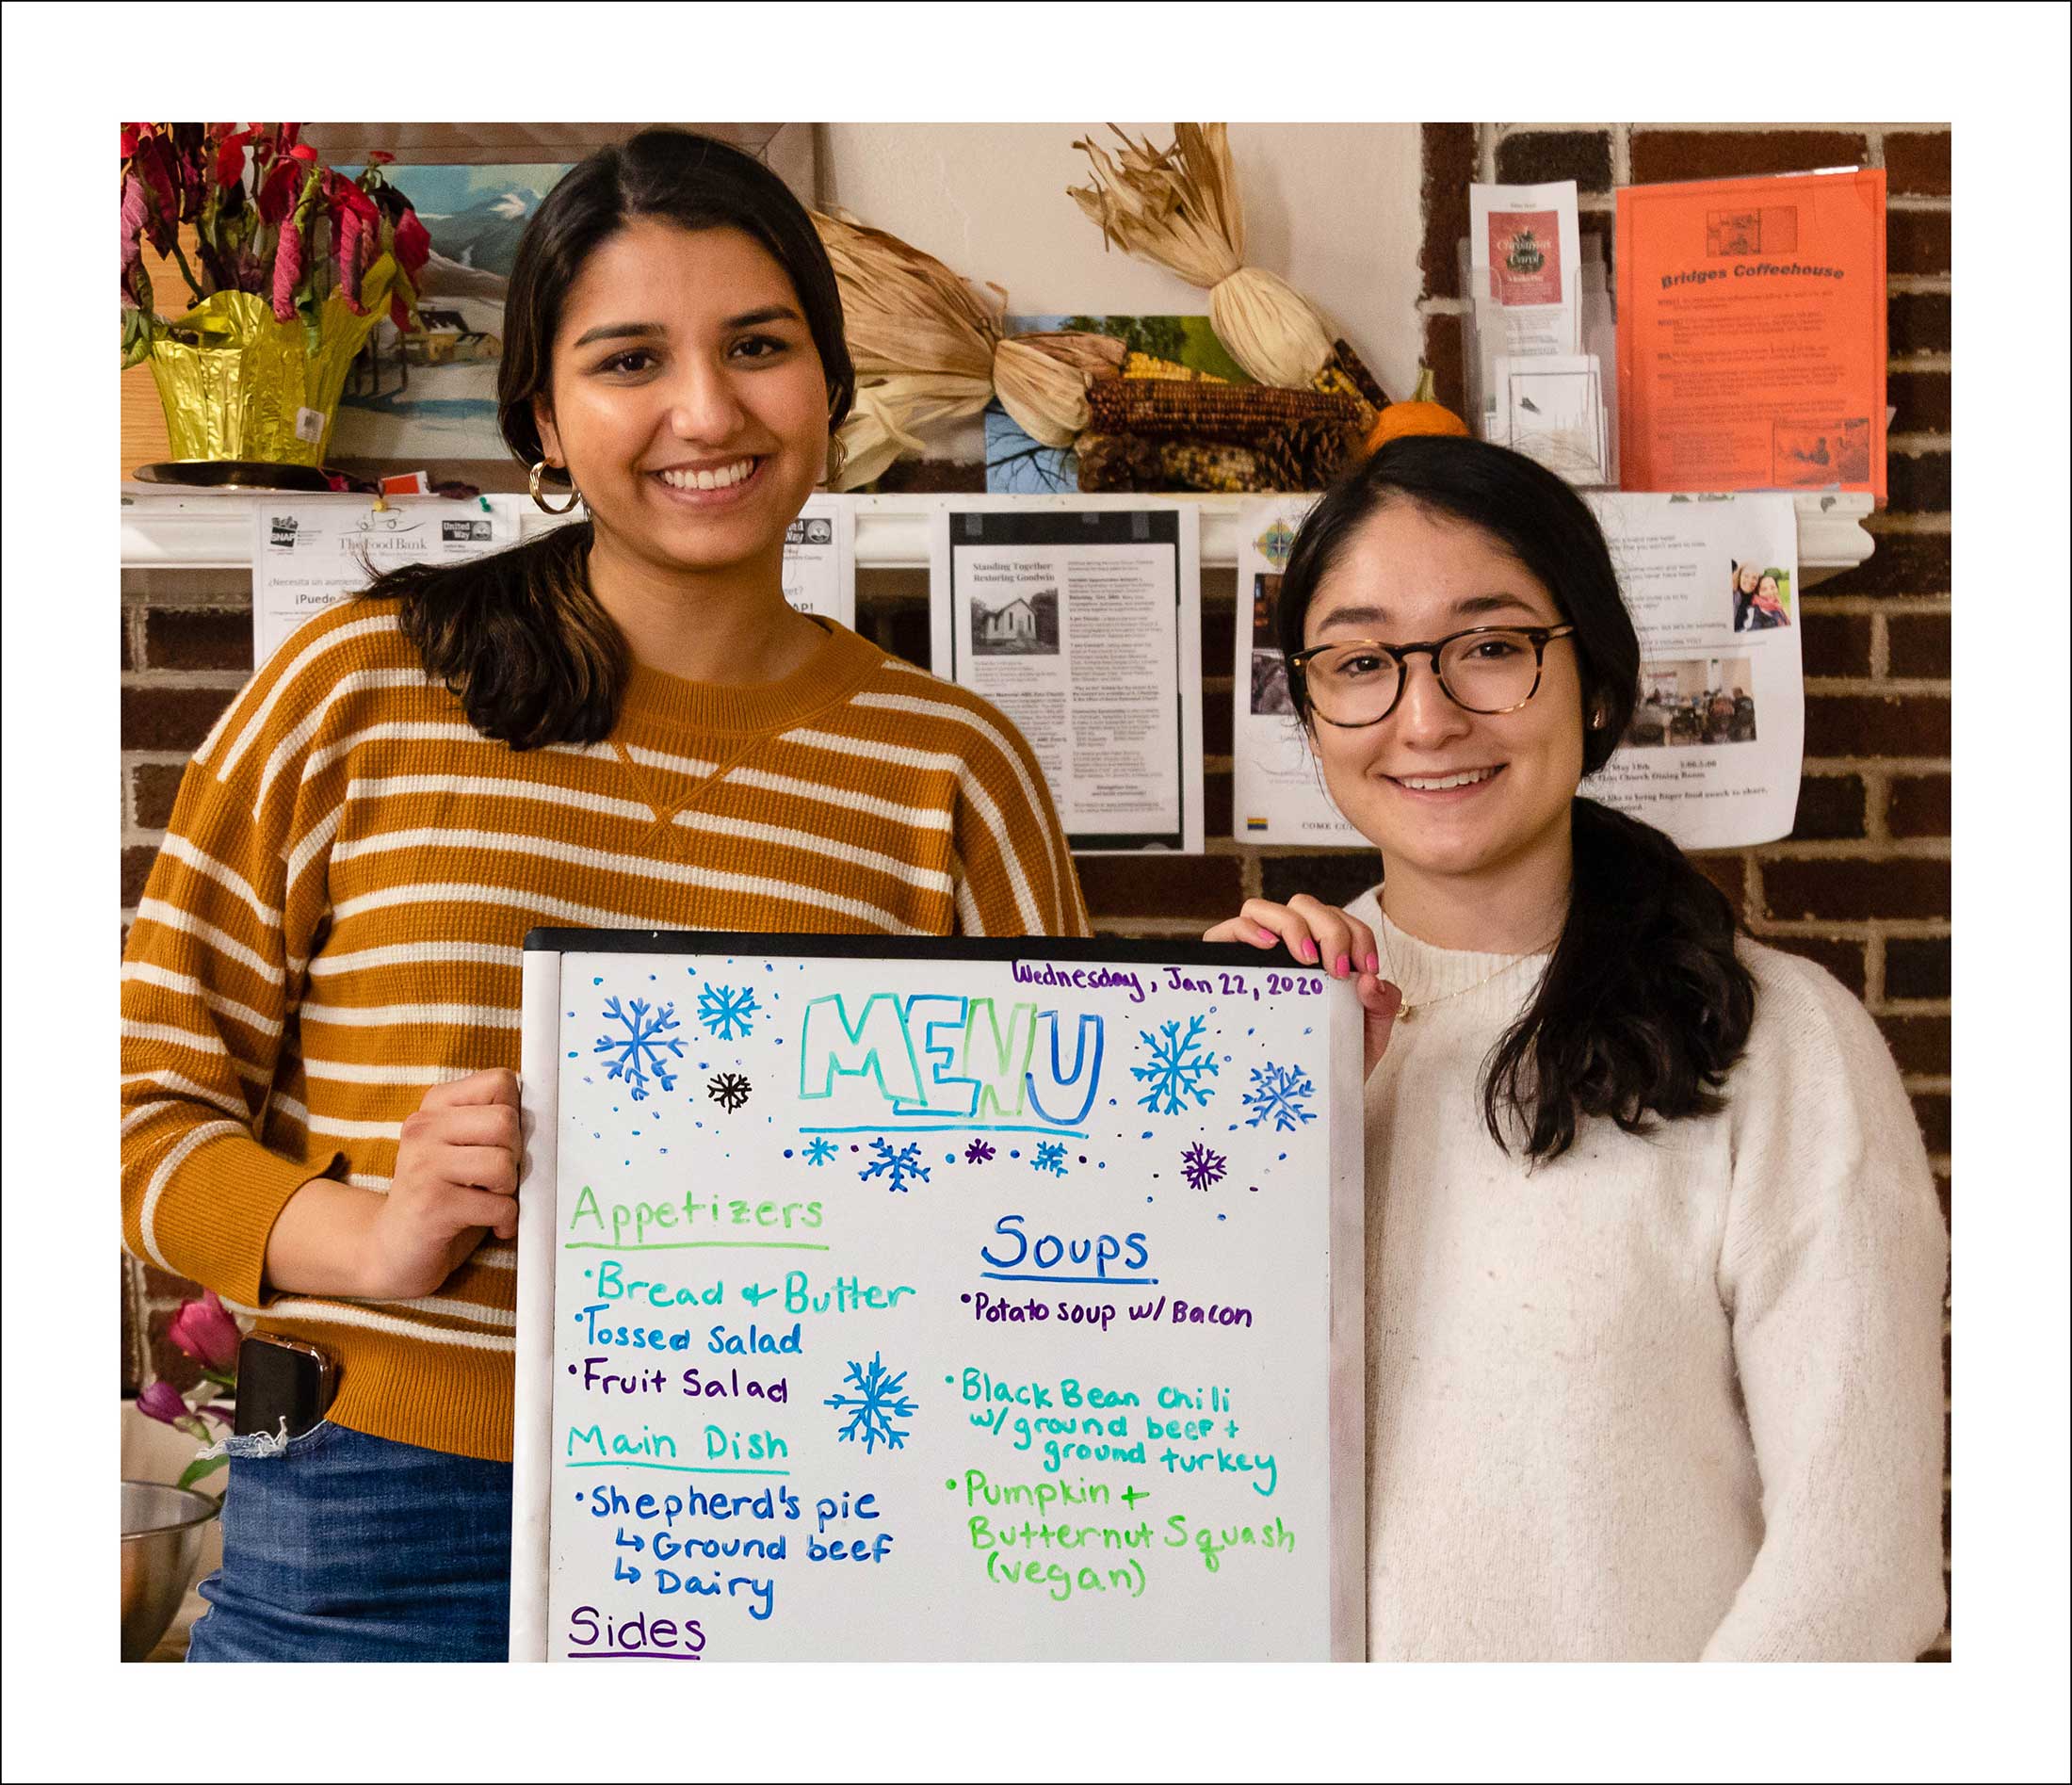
[
  {"x1": 1123, "y1": 350, "x2": 1229, "y2": 383},
  {"x1": 1325, "y1": 338, "x2": 1389, "y2": 411},
  {"x1": 1076, "y1": 432, "x2": 1263, "y2": 494},
  {"x1": 1310, "y1": 364, "x2": 1378, "y2": 427},
  {"x1": 1160, "y1": 440, "x2": 1268, "y2": 492},
  {"x1": 1084, "y1": 373, "x2": 1362, "y2": 446}
]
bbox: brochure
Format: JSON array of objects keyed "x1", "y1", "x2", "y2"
[{"x1": 1470, "y1": 179, "x2": 1582, "y2": 357}]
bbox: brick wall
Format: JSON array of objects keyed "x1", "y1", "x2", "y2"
[{"x1": 121, "y1": 119, "x2": 1951, "y2": 1655}]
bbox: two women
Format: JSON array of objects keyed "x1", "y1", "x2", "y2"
[
  {"x1": 1211, "y1": 435, "x2": 1947, "y2": 1660},
  {"x1": 1734, "y1": 560, "x2": 1791, "y2": 630},
  {"x1": 120, "y1": 126, "x2": 1943, "y2": 1663},
  {"x1": 120, "y1": 129, "x2": 1087, "y2": 1661}
]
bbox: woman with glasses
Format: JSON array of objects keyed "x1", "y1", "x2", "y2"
[
  {"x1": 1206, "y1": 435, "x2": 1947, "y2": 1660},
  {"x1": 120, "y1": 128, "x2": 1088, "y2": 1662}
]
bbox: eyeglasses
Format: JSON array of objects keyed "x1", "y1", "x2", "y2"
[{"x1": 1287, "y1": 625, "x2": 1578, "y2": 728}]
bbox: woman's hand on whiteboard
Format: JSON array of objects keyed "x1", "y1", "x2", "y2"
[
  {"x1": 1205, "y1": 896, "x2": 1402, "y2": 1078},
  {"x1": 363, "y1": 1068, "x2": 524, "y2": 1299}
]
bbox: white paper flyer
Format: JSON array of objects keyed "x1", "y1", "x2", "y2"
[
  {"x1": 253, "y1": 493, "x2": 855, "y2": 669},
  {"x1": 1582, "y1": 492, "x2": 1805, "y2": 848},
  {"x1": 251, "y1": 497, "x2": 518, "y2": 667},
  {"x1": 776, "y1": 494, "x2": 856, "y2": 629},
  {"x1": 1230, "y1": 497, "x2": 1366, "y2": 847},
  {"x1": 930, "y1": 497, "x2": 1204, "y2": 854}
]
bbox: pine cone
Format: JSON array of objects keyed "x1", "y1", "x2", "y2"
[{"x1": 1253, "y1": 416, "x2": 1363, "y2": 490}]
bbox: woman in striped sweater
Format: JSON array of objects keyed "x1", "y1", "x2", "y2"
[{"x1": 121, "y1": 129, "x2": 1089, "y2": 1662}]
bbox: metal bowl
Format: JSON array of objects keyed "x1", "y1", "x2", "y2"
[{"x1": 121, "y1": 1480, "x2": 220, "y2": 1662}]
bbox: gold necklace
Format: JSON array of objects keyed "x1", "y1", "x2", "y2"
[{"x1": 1376, "y1": 911, "x2": 1558, "y2": 1023}]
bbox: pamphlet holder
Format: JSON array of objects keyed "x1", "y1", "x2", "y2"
[{"x1": 1458, "y1": 237, "x2": 1618, "y2": 488}]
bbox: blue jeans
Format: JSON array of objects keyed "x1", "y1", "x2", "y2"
[{"x1": 186, "y1": 1420, "x2": 511, "y2": 1663}]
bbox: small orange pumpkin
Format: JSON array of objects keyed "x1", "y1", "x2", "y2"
[{"x1": 1363, "y1": 365, "x2": 1469, "y2": 454}]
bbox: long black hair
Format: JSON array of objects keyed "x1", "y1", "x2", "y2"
[
  {"x1": 370, "y1": 128, "x2": 856, "y2": 751},
  {"x1": 1275, "y1": 434, "x2": 1756, "y2": 1160}
]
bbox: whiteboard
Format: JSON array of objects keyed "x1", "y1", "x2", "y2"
[{"x1": 511, "y1": 932, "x2": 1364, "y2": 1662}]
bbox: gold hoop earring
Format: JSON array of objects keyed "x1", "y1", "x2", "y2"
[
  {"x1": 529, "y1": 459, "x2": 581, "y2": 516},
  {"x1": 826, "y1": 433, "x2": 849, "y2": 483}
]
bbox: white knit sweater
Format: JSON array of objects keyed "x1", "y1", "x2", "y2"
[{"x1": 1346, "y1": 888, "x2": 1949, "y2": 1661}]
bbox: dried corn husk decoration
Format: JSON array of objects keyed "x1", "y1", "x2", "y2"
[
  {"x1": 1067, "y1": 124, "x2": 1337, "y2": 391},
  {"x1": 836, "y1": 377, "x2": 989, "y2": 491},
  {"x1": 810, "y1": 210, "x2": 1125, "y2": 485}
]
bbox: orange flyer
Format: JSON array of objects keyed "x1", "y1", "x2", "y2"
[{"x1": 1616, "y1": 168, "x2": 1886, "y2": 500}]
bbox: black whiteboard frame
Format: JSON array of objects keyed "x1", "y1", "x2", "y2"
[{"x1": 510, "y1": 929, "x2": 1366, "y2": 1662}]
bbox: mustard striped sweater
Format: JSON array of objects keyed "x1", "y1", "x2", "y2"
[{"x1": 120, "y1": 596, "x2": 1091, "y2": 1460}]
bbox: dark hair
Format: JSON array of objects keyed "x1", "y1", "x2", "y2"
[
  {"x1": 375, "y1": 129, "x2": 855, "y2": 750},
  {"x1": 1274, "y1": 434, "x2": 1756, "y2": 1160}
]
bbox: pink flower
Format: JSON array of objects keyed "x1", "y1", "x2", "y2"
[
  {"x1": 138, "y1": 1379, "x2": 219, "y2": 1446},
  {"x1": 121, "y1": 174, "x2": 148, "y2": 286},
  {"x1": 273, "y1": 212, "x2": 302, "y2": 322},
  {"x1": 168, "y1": 1290, "x2": 239, "y2": 1371},
  {"x1": 335, "y1": 205, "x2": 367, "y2": 315},
  {"x1": 136, "y1": 1380, "x2": 190, "y2": 1426}
]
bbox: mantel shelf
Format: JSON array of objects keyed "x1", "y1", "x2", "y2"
[{"x1": 120, "y1": 486, "x2": 1876, "y2": 583}]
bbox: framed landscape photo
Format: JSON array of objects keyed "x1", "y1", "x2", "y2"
[{"x1": 301, "y1": 123, "x2": 818, "y2": 490}]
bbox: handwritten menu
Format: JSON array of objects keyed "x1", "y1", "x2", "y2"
[{"x1": 511, "y1": 933, "x2": 1363, "y2": 1662}]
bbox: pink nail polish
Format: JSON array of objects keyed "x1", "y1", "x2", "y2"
[
  {"x1": 1334, "y1": 953, "x2": 1351, "y2": 977},
  {"x1": 1300, "y1": 937, "x2": 1318, "y2": 963},
  {"x1": 1367, "y1": 954, "x2": 1380, "y2": 975}
]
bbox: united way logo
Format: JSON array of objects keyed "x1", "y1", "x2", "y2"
[{"x1": 1254, "y1": 516, "x2": 1298, "y2": 572}]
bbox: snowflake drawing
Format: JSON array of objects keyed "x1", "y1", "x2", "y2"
[
  {"x1": 801, "y1": 1136, "x2": 839, "y2": 1166},
  {"x1": 1179, "y1": 1142, "x2": 1228, "y2": 1193},
  {"x1": 706, "y1": 1072, "x2": 752, "y2": 1113},
  {"x1": 1132, "y1": 1014, "x2": 1220, "y2": 1114},
  {"x1": 1242, "y1": 1061, "x2": 1318, "y2": 1131},
  {"x1": 1030, "y1": 1140, "x2": 1069, "y2": 1176},
  {"x1": 825, "y1": 1352, "x2": 917, "y2": 1455},
  {"x1": 963, "y1": 1138, "x2": 996, "y2": 1164},
  {"x1": 594, "y1": 997, "x2": 684, "y2": 1101},
  {"x1": 858, "y1": 1136, "x2": 931, "y2": 1193},
  {"x1": 696, "y1": 982, "x2": 761, "y2": 1041}
]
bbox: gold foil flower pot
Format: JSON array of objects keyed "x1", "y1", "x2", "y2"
[{"x1": 146, "y1": 255, "x2": 400, "y2": 468}]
